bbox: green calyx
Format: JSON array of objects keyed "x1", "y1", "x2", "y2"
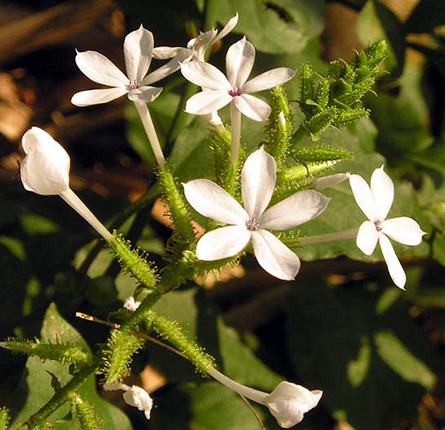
[
  {"x1": 0, "y1": 339, "x2": 90, "y2": 368},
  {"x1": 102, "y1": 330, "x2": 145, "y2": 384},
  {"x1": 70, "y1": 394, "x2": 103, "y2": 430},
  {"x1": 264, "y1": 86, "x2": 294, "y2": 167},
  {"x1": 109, "y1": 232, "x2": 158, "y2": 290},
  {"x1": 146, "y1": 311, "x2": 215, "y2": 374},
  {"x1": 0, "y1": 408, "x2": 10, "y2": 430},
  {"x1": 157, "y1": 164, "x2": 196, "y2": 243},
  {"x1": 294, "y1": 40, "x2": 387, "y2": 144}
]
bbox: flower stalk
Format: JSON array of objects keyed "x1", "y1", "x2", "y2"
[
  {"x1": 230, "y1": 104, "x2": 242, "y2": 164},
  {"x1": 134, "y1": 101, "x2": 166, "y2": 168}
]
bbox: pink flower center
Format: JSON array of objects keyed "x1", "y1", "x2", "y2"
[
  {"x1": 126, "y1": 80, "x2": 139, "y2": 91},
  {"x1": 246, "y1": 218, "x2": 259, "y2": 231},
  {"x1": 374, "y1": 220, "x2": 383, "y2": 232},
  {"x1": 229, "y1": 88, "x2": 242, "y2": 97}
]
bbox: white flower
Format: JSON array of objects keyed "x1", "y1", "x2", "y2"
[
  {"x1": 123, "y1": 296, "x2": 141, "y2": 312},
  {"x1": 349, "y1": 166, "x2": 426, "y2": 289},
  {"x1": 183, "y1": 147, "x2": 330, "y2": 280},
  {"x1": 264, "y1": 382, "x2": 323, "y2": 429},
  {"x1": 71, "y1": 25, "x2": 190, "y2": 107},
  {"x1": 21, "y1": 127, "x2": 70, "y2": 195},
  {"x1": 20, "y1": 127, "x2": 113, "y2": 241},
  {"x1": 153, "y1": 14, "x2": 239, "y2": 62},
  {"x1": 104, "y1": 382, "x2": 153, "y2": 420},
  {"x1": 180, "y1": 37, "x2": 295, "y2": 122},
  {"x1": 207, "y1": 367, "x2": 322, "y2": 429}
]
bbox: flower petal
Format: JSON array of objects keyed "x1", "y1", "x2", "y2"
[
  {"x1": 185, "y1": 90, "x2": 232, "y2": 115},
  {"x1": 251, "y1": 230, "x2": 300, "y2": 280},
  {"x1": 128, "y1": 86, "x2": 163, "y2": 103},
  {"x1": 183, "y1": 179, "x2": 248, "y2": 224},
  {"x1": 242, "y1": 67, "x2": 295, "y2": 94},
  {"x1": 349, "y1": 174, "x2": 377, "y2": 221},
  {"x1": 123, "y1": 25, "x2": 154, "y2": 82},
  {"x1": 180, "y1": 60, "x2": 231, "y2": 91},
  {"x1": 381, "y1": 217, "x2": 426, "y2": 246},
  {"x1": 196, "y1": 226, "x2": 251, "y2": 260},
  {"x1": 152, "y1": 46, "x2": 190, "y2": 60},
  {"x1": 226, "y1": 37, "x2": 255, "y2": 88},
  {"x1": 312, "y1": 173, "x2": 350, "y2": 191},
  {"x1": 259, "y1": 190, "x2": 330, "y2": 230},
  {"x1": 75, "y1": 50, "x2": 128, "y2": 87},
  {"x1": 71, "y1": 87, "x2": 128, "y2": 107},
  {"x1": 20, "y1": 127, "x2": 70, "y2": 195},
  {"x1": 142, "y1": 49, "x2": 192, "y2": 85},
  {"x1": 233, "y1": 94, "x2": 271, "y2": 121},
  {"x1": 187, "y1": 30, "x2": 217, "y2": 61},
  {"x1": 214, "y1": 13, "x2": 239, "y2": 43},
  {"x1": 242, "y1": 147, "x2": 276, "y2": 219},
  {"x1": 356, "y1": 220, "x2": 378, "y2": 255},
  {"x1": 371, "y1": 166, "x2": 394, "y2": 220},
  {"x1": 379, "y1": 233, "x2": 406, "y2": 289}
]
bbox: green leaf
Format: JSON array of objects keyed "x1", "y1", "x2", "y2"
[
  {"x1": 168, "y1": 118, "x2": 216, "y2": 181},
  {"x1": 365, "y1": 64, "x2": 433, "y2": 156},
  {"x1": 151, "y1": 288, "x2": 282, "y2": 390},
  {"x1": 215, "y1": 0, "x2": 324, "y2": 54},
  {"x1": 286, "y1": 282, "x2": 443, "y2": 430},
  {"x1": 357, "y1": 0, "x2": 406, "y2": 78},
  {"x1": 7, "y1": 303, "x2": 132, "y2": 430}
]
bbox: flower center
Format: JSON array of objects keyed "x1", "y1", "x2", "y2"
[
  {"x1": 246, "y1": 218, "x2": 259, "y2": 231},
  {"x1": 126, "y1": 80, "x2": 140, "y2": 91},
  {"x1": 229, "y1": 87, "x2": 242, "y2": 97},
  {"x1": 374, "y1": 220, "x2": 383, "y2": 232}
]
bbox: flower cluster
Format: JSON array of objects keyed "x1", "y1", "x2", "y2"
[{"x1": 15, "y1": 13, "x2": 428, "y2": 430}]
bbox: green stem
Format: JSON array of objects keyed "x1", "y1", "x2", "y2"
[
  {"x1": 26, "y1": 358, "x2": 100, "y2": 429},
  {"x1": 24, "y1": 259, "x2": 192, "y2": 428}
]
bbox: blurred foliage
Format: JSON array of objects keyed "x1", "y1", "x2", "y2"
[{"x1": 1, "y1": 0, "x2": 445, "y2": 430}]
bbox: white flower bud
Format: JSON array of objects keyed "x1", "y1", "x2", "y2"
[
  {"x1": 123, "y1": 296, "x2": 141, "y2": 312},
  {"x1": 123, "y1": 385, "x2": 153, "y2": 420},
  {"x1": 263, "y1": 382, "x2": 322, "y2": 428},
  {"x1": 104, "y1": 382, "x2": 153, "y2": 420},
  {"x1": 20, "y1": 127, "x2": 70, "y2": 195}
]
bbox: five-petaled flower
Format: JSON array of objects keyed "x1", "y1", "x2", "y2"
[
  {"x1": 71, "y1": 25, "x2": 190, "y2": 107},
  {"x1": 183, "y1": 147, "x2": 330, "y2": 280},
  {"x1": 180, "y1": 37, "x2": 295, "y2": 122},
  {"x1": 349, "y1": 166, "x2": 426, "y2": 289}
]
